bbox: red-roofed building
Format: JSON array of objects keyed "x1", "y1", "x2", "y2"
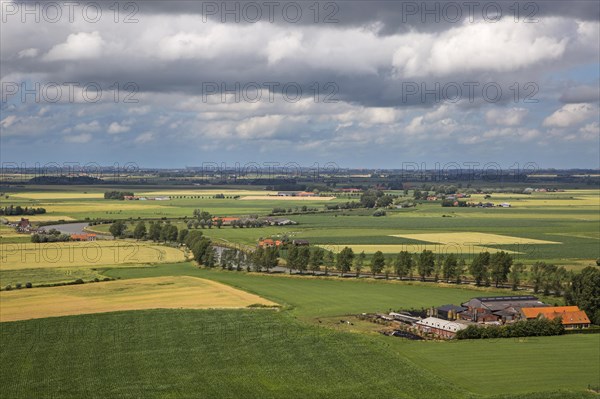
[{"x1": 70, "y1": 233, "x2": 97, "y2": 241}]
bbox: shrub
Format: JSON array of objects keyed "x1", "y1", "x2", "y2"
[
  {"x1": 25, "y1": 282, "x2": 32, "y2": 288},
  {"x1": 74, "y1": 279, "x2": 84, "y2": 284},
  {"x1": 5, "y1": 285, "x2": 12, "y2": 291},
  {"x1": 15, "y1": 283, "x2": 22, "y2": 289}
]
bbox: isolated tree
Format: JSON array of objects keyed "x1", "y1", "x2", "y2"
[
  {"x1": 371, "y1": 251, "x2": 386, "y2": 275},
  {"x1": 354, "y1": 251, "x2": 366, "y2": 277},
  {"x1": 215, "y1": 218, "x2": 223, "y2": 229},
  {"x1": 337, "y1": 247, "x2": 355, "y2": 273},
  {"x1": 417, "y1": 250, "x2": 435, "y2": 281},
  {"x1": 133, "y1": 221, "x2": 146, "y2": 239}
]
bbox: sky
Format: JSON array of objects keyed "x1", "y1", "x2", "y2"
[{"x1": 1, "y1": 0, "x2": 599, "y2": 170}]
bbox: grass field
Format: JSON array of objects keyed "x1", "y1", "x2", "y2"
[
  {"x1": 0, "y1": 241, "x2": 187, "y2": 270},
  {"x1": 239, "y1": 195, "x2": 336, "y2": 200},
  {"x1": 0, "y1": 276, "x2": 276, "y2": 322},
  {"x1": 104, "y1": 263, "x2": 566, "y2": 319},
  {"x1": 317, "y1": 243, "x2": 519, "y2": 254},
  {"x1": 1, "y1": 265, "x2": 597, "y2": 398}
]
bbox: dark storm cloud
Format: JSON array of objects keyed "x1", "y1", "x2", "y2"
[{"x1": 117, "y1": 0, "x2": 600, "y2": 31}]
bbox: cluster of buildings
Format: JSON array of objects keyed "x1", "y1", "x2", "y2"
[
  {"x1": 257, "y1": 239, "x2": 309, "y2": 248},
  {"x1": 123, "y1": 196, "x2": 170, "y2": 201},
  {"x1": 275, "y1": 191, "x2": 317, "y2": 197},
  {"x1": 380, "y1": 295, "x2": 591, "y2": 339}
]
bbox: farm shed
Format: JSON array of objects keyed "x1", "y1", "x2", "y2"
[{"x1": 416, "y1": 317, "x2": 469, "y2": 339}]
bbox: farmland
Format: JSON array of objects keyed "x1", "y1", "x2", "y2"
[
  {"x1": 0, "y1": 241, "x2": 186, "y2": 270},
  {"x1": 0, "y1": 184, "x2": 598, "y2": 398},
  {"x1": 0, "y1": 264, "x2": 598, "y2": 398},
  {"x1": 4, "y1": 186, "x2": 596, "y2": 264},
  {"x1": 0, "y1": 276, "x2": 276, "y2": 322}
]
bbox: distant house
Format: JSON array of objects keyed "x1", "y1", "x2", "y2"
[
  {"x1": 123, "y1": 195, "x2": 140, "y2": 200},
  {"x1": 292, "y1": 239, "x2": 309, "y2": 246},
  {"x1": 212, "y1": 217, "x2": 240, "y2": 226},
  {"x1": 416, "y1": 317, "x2": 469, "y2": 339},
  {"x1": 16, "y1": 218, "x2": 31, "y2": 232},
  {"x1": 520, "y1": 306, "x2": 591, "y2": 329},
  {"x1": 277, "y1": 191, "x2": 298, "y2": 197},
  {"x1": 297, "y1": 191, "x2": 316, "y2": 197},
  {"x1": 258, "y1": 239, "x2": 282, "y2": 248},
  {"x1": 264, "y1": 217, "x2": 297, "y2": 226},
  {"x1": 339, "y1": 188, "x2": 362, "y2": 193},
  {"x1": 499, "y1": 203, "x2": 511, "y2": 208},
  {"x1": 70, "y1": 233, "x2": 97, "y2": 241}
]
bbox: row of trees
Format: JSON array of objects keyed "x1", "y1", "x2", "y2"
[
  {"x1": 0, "y1": 205, "x2": 46, "y2": 216},
  {"x1": 111, "y1": 220, "x2": 191, "y2": 244},
  {"x1": 31, "y1": 229, "x2": 71, "y2": 243},
  {"x1": 456, "y1": 317, "x2": 564, "y2": 339}
]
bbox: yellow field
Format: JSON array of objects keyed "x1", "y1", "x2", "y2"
[
  {"x1": 0, "y1": 241, "x2": 186, "y2": 270},
  {"x1": 11, "y1": 192, "x2": 104, "y2": 200},
  {"x1": 0, "y1": 276, "x2": 278, "y2": 322},
  {"x1": 4, "y1": 215, "x2": 76, "y2": 222},
  {"x1": 139, "y1": 189, "x2": 274, "y2": 196},
  {"x1": 390, "y1": 232, "x2": 560, "y2": 245},
  {"x1": 317, "y1": 244, "x2": 518, "y2": 255},
  {"x1": 240, "y1": 196, "x2": 336, "y2": 201},
  {"x1": 0, "y1": 225, "x2": 21, "y2": 238}
]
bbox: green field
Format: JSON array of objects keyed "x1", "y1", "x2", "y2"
[{"x1": 1, "y1": 263, "x2": 598, "y2": 398}]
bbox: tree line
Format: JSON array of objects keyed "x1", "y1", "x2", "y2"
[{"x1": 1, "y1": 205, "x2": 46, "y2": 216}]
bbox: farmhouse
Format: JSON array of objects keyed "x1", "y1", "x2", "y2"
[
  {"x1": 416, "y1": 317, "x2": 469, "y2": 339},
  {"x1": 264, "y1": 217, "x2": 297, "y2": 226},
  {"x1": 16, "y1": 218, "x2": 32, "y2": 232},
  {"x1": 70, "y1": 233, "x2": 97, "y2": 241},
  {"x1": 212, "y1": 217, "x2": 240, "y2": 226},
  {"x1": 297, "y1": 191, "x2": 316, "y2": 197},
  {"x1": 461, "y1": 296, "x2": 547, "y2": 323},
  {"x1": 520, "y1": 306, "x2": 591, "y2": 329},
  {"x1": 258, "y1": 239, "x2": 282, "y2": 248},
  {"x1": 339, "y1": 188, "x2": 362, "y2": 193}
]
